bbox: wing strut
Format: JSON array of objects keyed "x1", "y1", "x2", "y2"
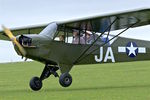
[{"x1": 73, "y1": 17, "x2": 140, "y2": 64}]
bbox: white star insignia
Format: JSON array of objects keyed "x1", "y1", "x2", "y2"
[{"x1": 126, "y1": 42, "x2": 138, "y2": 56}]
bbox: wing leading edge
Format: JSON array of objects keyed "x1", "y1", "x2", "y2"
[{"x1": 0, "y1": 24, "x2": 48, "y2": 40}]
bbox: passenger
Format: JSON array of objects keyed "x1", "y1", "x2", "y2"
[
  {"x1": 72, "y1": 29, "x2": 85, "y2": 44},
  {"x1": 59, "y1": 35, "x2": 65, "y2": 42},
  {"x1": 84, "y1": 31, "x2": 93, "y2": 44},
  {"x1": 84, "y1": 31, "x2": 106, "y2": 45}
]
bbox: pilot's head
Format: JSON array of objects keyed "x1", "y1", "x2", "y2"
[
  {"x1": 59, "y1": 35, "x2": 65, "y2": 42},
  {"x1": 72, "y1": 29, "x2": 79, "y2": 37}
]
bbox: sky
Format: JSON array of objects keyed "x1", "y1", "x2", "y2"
[{"x1": 0, "y1": 0, "x2": 150, "y2": 63}]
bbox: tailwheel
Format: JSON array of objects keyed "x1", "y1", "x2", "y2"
[
  {"x1": 59, "y1": 73, "x2": 72, "y2": 87},
  {"x1": 29, "y1": 77, "x2": 42, "y2": 91}
]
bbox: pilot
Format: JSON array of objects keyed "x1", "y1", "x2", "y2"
[
  {"x1": 59, "y1": 35, "x2": 65, "y2": 42},
  {"x1": 72, "y1": 29, "x2": 84, "y2": 44}
]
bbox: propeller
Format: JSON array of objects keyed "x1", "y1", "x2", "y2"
[{"x1": 2, "y1": 25, "x2": 26, "y2": 57}]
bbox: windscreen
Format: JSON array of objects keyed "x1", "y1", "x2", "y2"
[{"x1": 39, "y1": 22, "x2": 57, "y2": 39}]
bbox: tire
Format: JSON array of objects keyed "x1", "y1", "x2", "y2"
[
  {"x1": 59, "y1": 73, "x2": 72, "y2": 87},
  {"x1": 29, "y1": 77, "x2": 42, "y2": 91}
]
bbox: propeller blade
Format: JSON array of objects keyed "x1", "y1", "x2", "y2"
[{"x1": 2, "y1": 25, "x2": 26, "y2": 56}]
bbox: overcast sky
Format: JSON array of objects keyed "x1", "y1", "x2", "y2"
[{"x1": 0, "y1": 0, "x2": 150, "y2": 63}]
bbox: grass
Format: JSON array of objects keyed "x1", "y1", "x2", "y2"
[{"x1": 0, "y1": 61, "x2": 150, "y2": 100}]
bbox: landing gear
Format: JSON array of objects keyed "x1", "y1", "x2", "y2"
[
  {"x1": 59, "y1": 73, "x2": 72, "y2": 87},
  {"x1": 29, "y1": 64, "x2": 59, "y2": 91},
  {"x1": 29, "y1": 64, "x2": 73, "y2": 91}
]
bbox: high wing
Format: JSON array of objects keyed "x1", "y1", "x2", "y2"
[
  {"x1": 57, "y1": 8, "x2": 150, "y2": 33},
  {"x1": 0, "y1": 8, "x2": 150, "y2": 40}
]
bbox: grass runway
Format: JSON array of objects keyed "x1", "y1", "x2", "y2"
[{"x1": 0, "y1": 61, "x2": 150, "y2": 100}]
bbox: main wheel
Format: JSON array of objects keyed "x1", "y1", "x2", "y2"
[
  {"x1": 59, "y1": 73, "x2": 72, "y2": 87},
  {"x1": 29, "y1": 77, "x2": 42, "y2": 91}
]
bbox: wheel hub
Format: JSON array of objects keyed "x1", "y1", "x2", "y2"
[{"x1": 65, "y1": 77, "x2": 70, "y2": 83}]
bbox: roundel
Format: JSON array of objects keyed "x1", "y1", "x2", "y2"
[{"x1": 126, "y1": 42, "x2": 138, "y2": 58}]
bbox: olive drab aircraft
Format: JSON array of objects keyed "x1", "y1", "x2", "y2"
[{"x1": 1, "y1": 8, "x2": 150, "y2": 91}]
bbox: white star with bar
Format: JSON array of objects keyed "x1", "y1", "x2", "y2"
[{"x1": 126, "y1": 42, "x2": 138, "y2": 56}]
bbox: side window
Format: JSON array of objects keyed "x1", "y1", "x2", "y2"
[
  {"x1": 53, "y1": 26, "x2": 110, "y2": 45},
  {"x1": 54, "y1": 29, "x2": 73, "y2": 43},
  {"x1": 54, "y1": 29, "x2": 97, "y2": 45},
  {"x1": 54, "y1": 29, "x2": 84, "y2": 44}
]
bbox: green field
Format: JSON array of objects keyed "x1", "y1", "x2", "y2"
[{"x1": 0, "y1": 61, "x2": 150, "y2": 100}]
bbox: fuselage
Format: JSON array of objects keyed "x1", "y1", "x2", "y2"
[{"x1": 15, "y1": 34, "x2": 150, "y2": 67}]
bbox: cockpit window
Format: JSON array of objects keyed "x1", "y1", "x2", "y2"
[{"x1": 54, "y1": 28, "x2": 111, "y2": 46}]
